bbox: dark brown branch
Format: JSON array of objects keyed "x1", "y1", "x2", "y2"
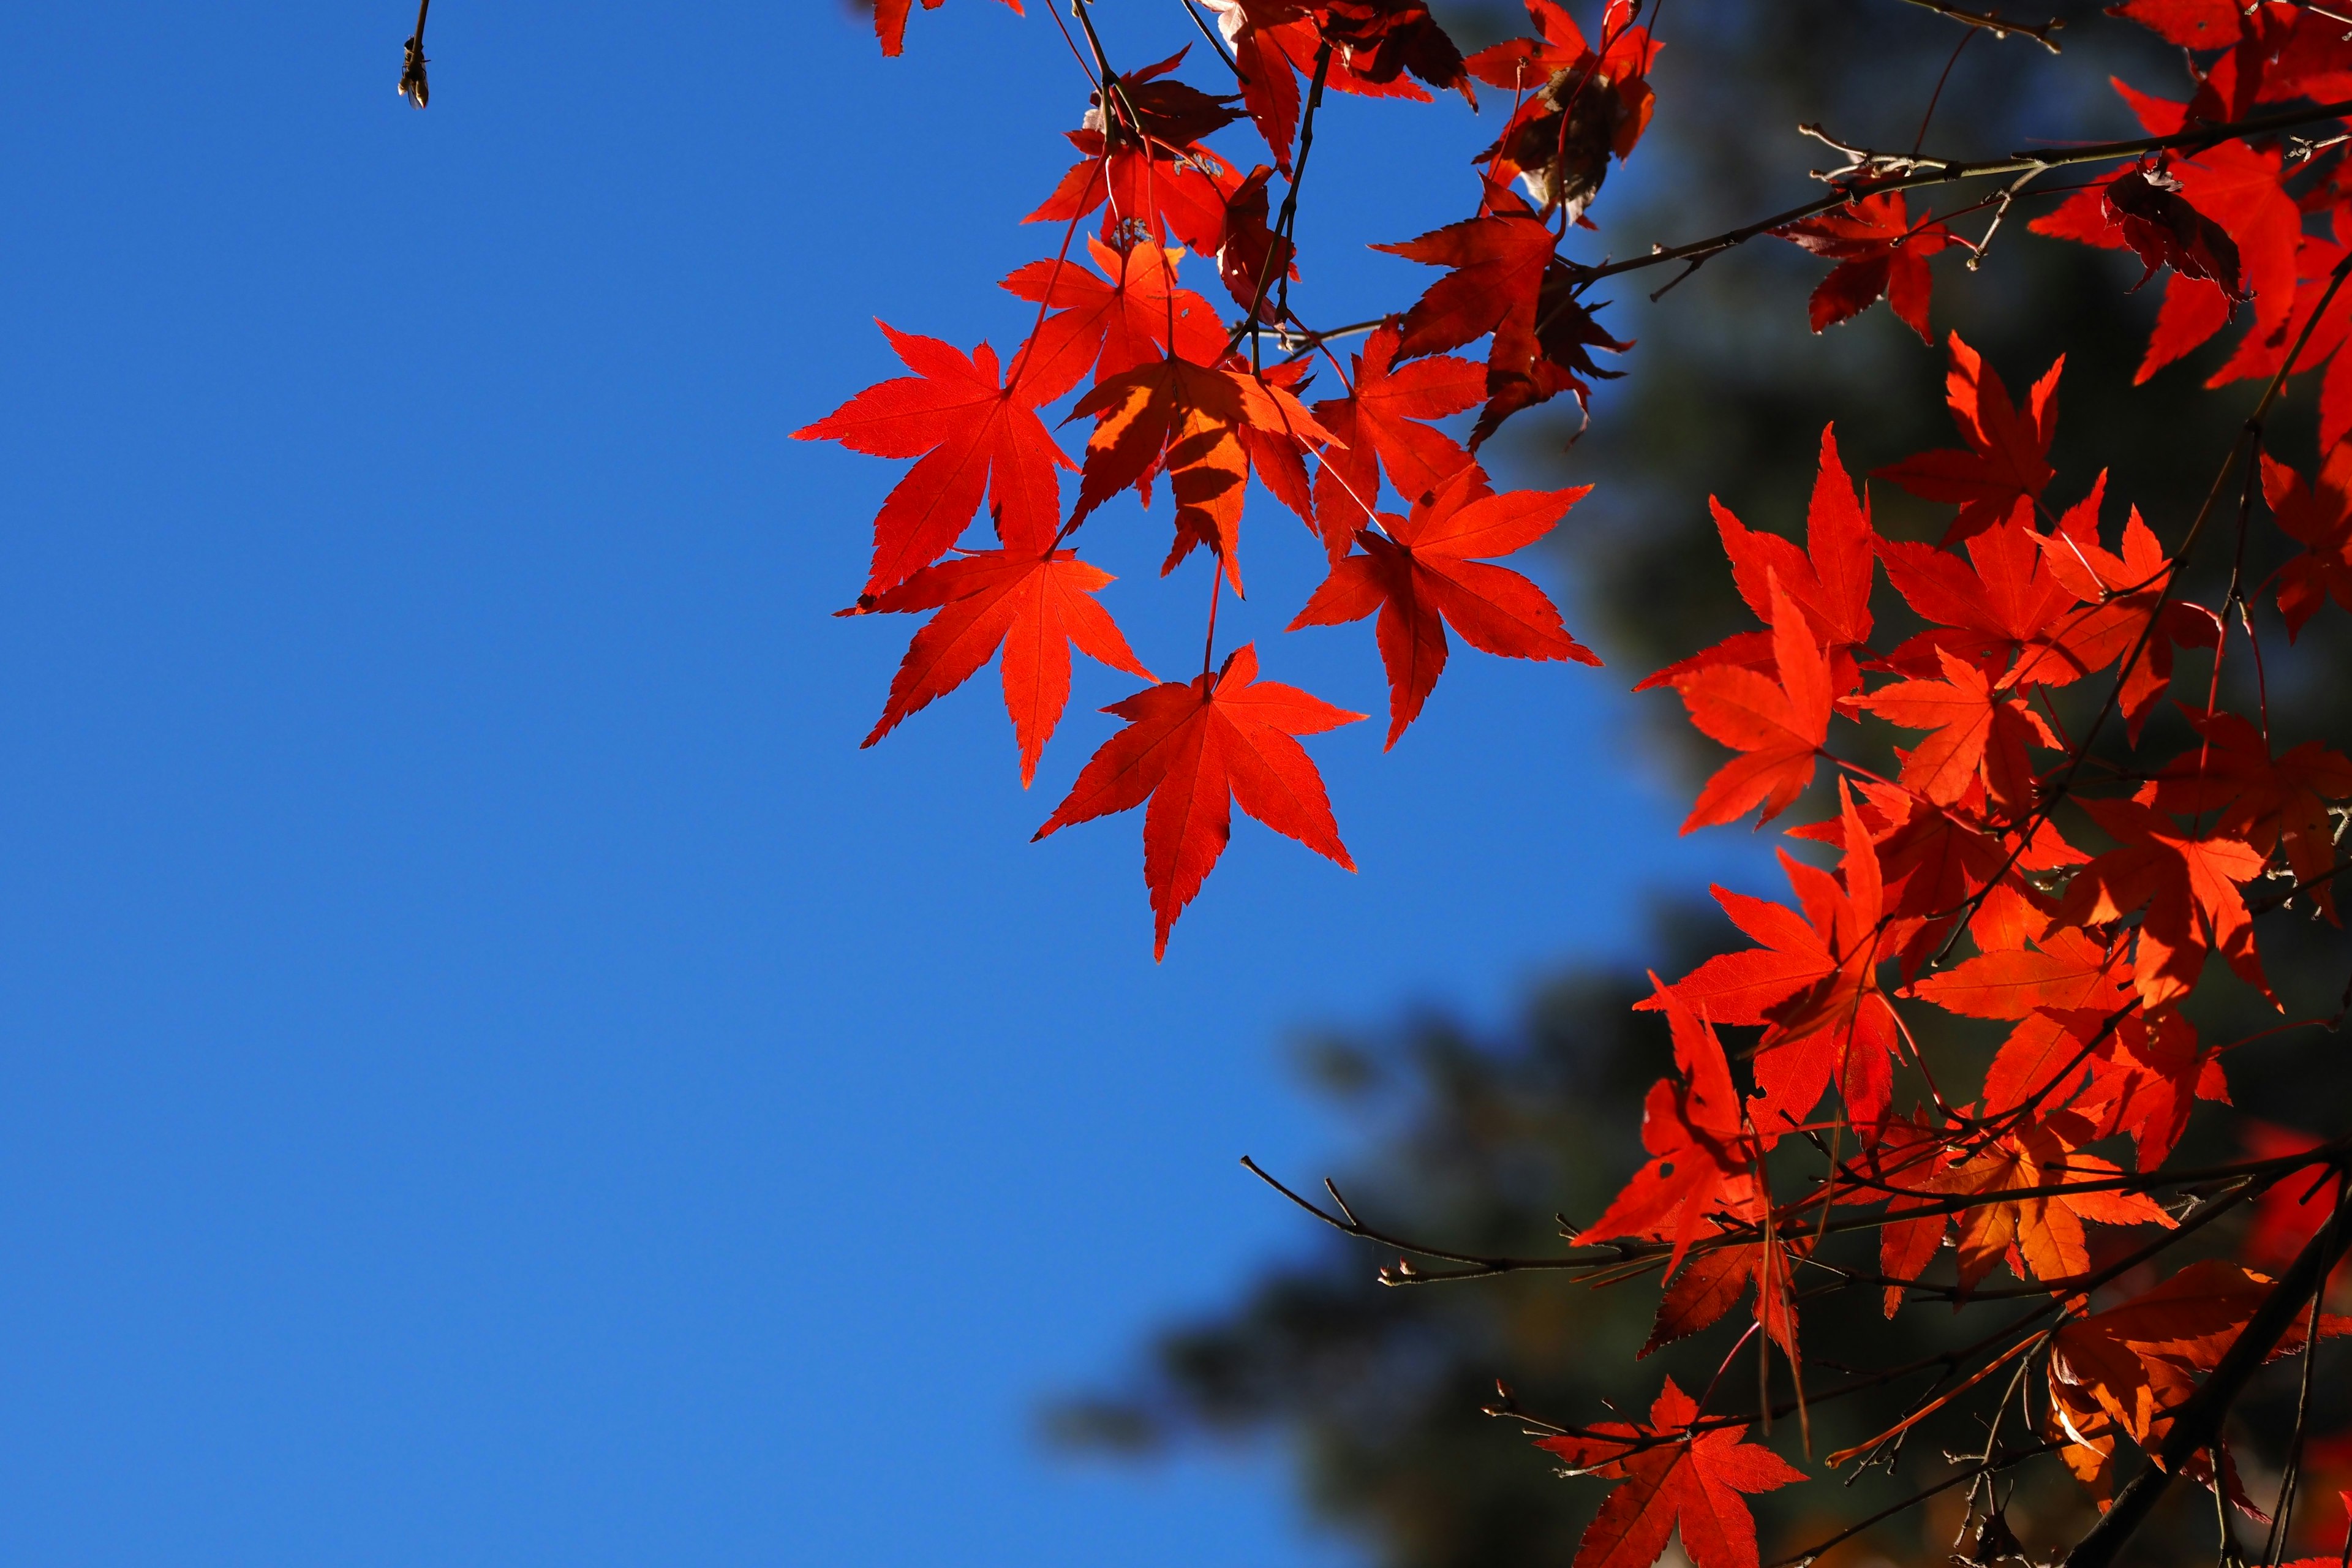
[
  {"x1": 1578, "y1": 97, "x2": 2352, "y2": 285},
  {"x1": 1240, "y1": 1142, "x2": 2333, "y2": 1288},
  {"x1": 399, "y1": 0, "x2": 432, "y2": 108},
  {"x1": 1895, "y1": 0, "x2": 2064, "y2": 53},
  {"x1": 2060, "y1": 1166, "x2": 2352, "y2": 1568}
]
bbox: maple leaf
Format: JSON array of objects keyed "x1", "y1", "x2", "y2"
[
  {"x1": 1535, "y1": 1379, "x2": 1805, "y2": 1568},
  {"x1": 1910, "y1": 924, "x2": 2134, "y2": 1116},
  {"x1": 856, "y1": 544, "x2": 1153, "y2": 786},
  {"x1": 1199, "y1": 1, "x2": 1307, "y2": 171},
  {"x1": 2067, "y1": 1005, "x2": 2229, "y2": 1169},
  {"x1": 1034, "y1": 644, "x2": 1362, "y2": 957},
  {"x1": 1026, "y1": 56, "x2": 1243, "y2": 258},
  {"x1": 1643, "y1": 786, "x2": 1905, "y2": 1130},
  {"x1": 1477, "y1": 255, "x2": 1632, "y2": 445},
  {"x1": 1378, "y1": 207, "x2": 1559, "y2": 361},
  {"x1": 1775, "y1": 192, "x2": 1956, "y2": 343},
  {"x1": 1581, "y1": 978, "x2": 1760, "y2": 1276},
  {"x1": 1316, "y1": 0, "x2": 1474, "y2": 101},
  {"x1": 797, "y1": 322, "x2": 1075, "y2": 598},
  {"x1": 2261, "y1": 441, "x2": 2352, "y2": 640},
  {"x1": 1875, "y1": 506, "x2": 2087, "y2": 685},
  {"x1": 1642, "y1": 1204, "x2": 1804, "y2": 1363},
  {"x1": 2056, "y1": 794, "x2": 2272, "y2": 1009},
  {"x1": 2049, "y1": 1258, "x2": 2352, "y2": 1466},
  {"x1": 1860, "y1": 649, "x2": 2060, "y2": 815},
  {"x1": 2108, "y1": 0, "x2": 2245, "y2": 49},
  {"x1": 2027, "y1": 481, "x2": 2219, "y2": 740},
  {"x1": 1873, "y1": 333, "x2": 2059, "y2": 545},
  {"x1": 999, "y1": 239, "x2": 1227, "y2": 404},
  {"x1": 1945, "y1": 1114, "x2": 2176, "y2": 1292},
  {"x1": 1635, "y1": 428, "x2": 1876, "y2": 697},
  {"x1": 1375, "y1": 193, "x2": 1629, "y2": 444},
  {"x1": 1216, "y1": 166, "x2": 1298, "y2": 322},
  {"x1": 1668, "y1": 573, "x2": 1833, "y2": 833},
  {"x1": 1790, "y1": 772, "x2": 2085, "y2": 976},
  {"x1": 873, "y1": 0, "x2": 1022, "y2": 58},
  {"x1": 2105, "y1": 160, "x2": 2247, "y2": 301},
  {"x1": 1067, "y1": 354, "x2": 1336, "y2": 590},
  {"x1": 2154, "y1": 709, "x2": 2352, "y2": 922},
  {"x1": 1309, "y1": 320, "x2": 1485, "y2": 551},
  {"x1": 2239, "y1": 1121, "x2": 2340, "y2": 1272},
  {"x1": 1466, "y1": 0, "x2": 1662, "y2": 222},
  {"x1": 2029, "y1": 99, "x2": 2299, "y2": 385},
  {"x1": 1289, "y1": 467, "x2": 1598, "y2": 745},
  {"x1": 1868, "y1": 1110, "x2": 2173, "y2": 1301}
]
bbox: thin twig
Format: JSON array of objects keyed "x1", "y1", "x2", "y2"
[
  {"x1": 1177, "y1": 0, "x2": 1241, "y2": 77},
  {"x1": 1577, "y1": 97, "x2": 2352, "y2": 287},
  {"x1": 1895, "y1": 0, "x2": 2064, "y2": 52}
]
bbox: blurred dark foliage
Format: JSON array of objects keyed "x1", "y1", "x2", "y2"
[{"x1": 1050, "y1": 3, "x2": 2352, "y2": 1565}]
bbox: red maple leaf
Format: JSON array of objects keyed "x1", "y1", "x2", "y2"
[
  {"x1": 999, "y1": 239, "x2": 1228, "y2": 404},
  {"x1": 797, "y1": 322, "x2": 1075, "y2": 598},
  {"x1": 1197, "y1": 0, "x2": 1309, "y2": 170},
  {"x1": 855, "y1": 543, "x2": 1154, "y2": 786},
  {"x1": 2108, "y1": 0, "x2": 2245, "y2": 49},
  {"x1": 1643, "y1": 786, "x2": 1905, "y2": 1131},
  {"x1": 1668, "y1": 573, "x2": 1833, "y2": 832},
  {"x1": 1873, "y1": 332, "x2": 2059, "y2": 545},
  {"x1": 1374, "y1": 191, "x2": 1629, "y2": 445},
  {"x1": 1910, "y1": 924, "x2": 2135, "y2": 1117},
  {"x1": 2029, "y1": 89, "x2": 2299, "y2": 385},
  {"x1": 1535, "y1": 1379, "x2": 1806, "y2": 1568},
  {"x1": 1216, "y1": 166, "x2": 1298, "y2": 322},
  {"x1": 2103, "y1": 160, "x2": 2247, "y2": 301},
  {"x1": 1875, "y1": 506, "x2": 2087, "y2": 684},
  {"x1": 2262, "y1": 440, "x2": 2352, "y2": 640},
  {"x1": 1636, "y1": 427, "x2": 1876, "y2": 697},
  {"x1": 1068, "y1": 354, "x2": 1335, "y2": 590},
  {"x1": 1581, "y1": 978, "x2": 1760, "y2": 1275},
  {"x1": 1642, "y1": 1205, "x2": 1804, "y2": 1364},
  {"x1": 2239, "y1": 1121, "x2": 2340, "y2": 1272},
  {"x1": 1034, "y1": 644, "x2": 1362, "y2": 957},
  {"x1": 1026, "y1": 53, "x2": 1243, "y2": 258},
  {"x1": 2027, "y1": 480, "x2": 2220, "y2": 740},
  {"x1": 2056, "y1": 794, "x2": 2272, "y2": 1009},
  {"x1": 1289, "y1": 467, "x2": 1598, "y2": 745},
  {"x1": 873, "y1": 0, "x2": 1022, "y2": 58},
  {"x1": 1859, "y1": 648, "x2": 2060, "y2": 816},
  {"x1": 1378, "y1": 206, "x2": 1559, "y2": 361},
  {"x1": 1309, "y1": 320, "x2": 1485, "y2": 552},
  {"x1": 1776, "y1": 191, "x2": 1956, "y2": 343},
  {"x1": 1314, "y1": 0, "x2": 1474, "y2": 100},
  {"x1": 2155, "y1": 709, "x2": 2352, "y2": 922},
  {"x1": 2050, "y1": 1257, "x2": 2352, "y2": 1477},
  {"x1": 1465, "y1": 0, "x2": 1662, "y2": 222}
]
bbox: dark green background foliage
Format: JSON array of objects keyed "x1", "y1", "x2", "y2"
[{"x1": 1052, "y1": 5, "x2": 2352, "y2": 1564}]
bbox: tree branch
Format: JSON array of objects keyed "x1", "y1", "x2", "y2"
[
  {"x1": 2060, "y1": 1166, "x2": 2352, "y2": 1568},
  {"x1": 1894, "y1": 0, "x2": 2064, "y2": 53},
  {"x1": 1578, "y1": 97, "x2": 2352, "y2": 285},
  {"x1": 399, "y1": 0, "x2": 433, "y2": 108}
]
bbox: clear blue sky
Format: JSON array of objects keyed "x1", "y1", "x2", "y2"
[{"x1": 0, "y1": 4, "x2": 1773, "y2": 1563}]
